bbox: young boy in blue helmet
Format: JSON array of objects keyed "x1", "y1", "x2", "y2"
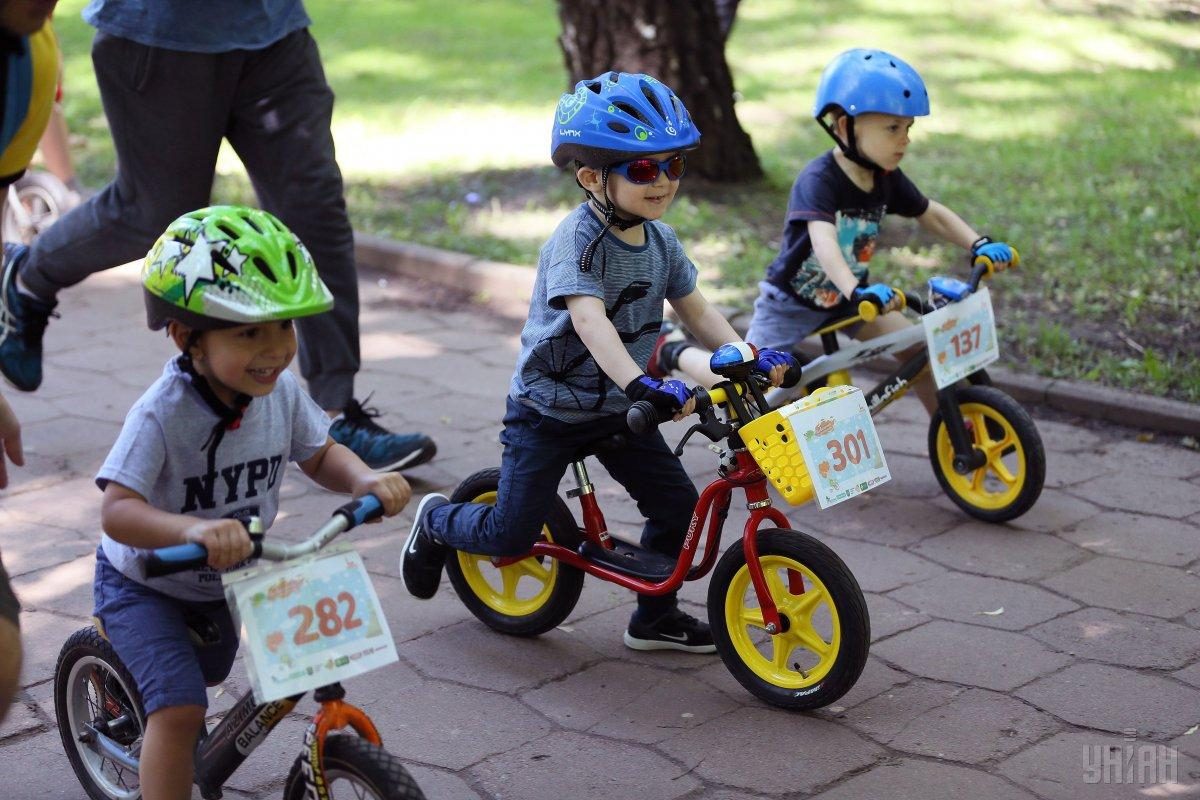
[
  {"x1": 657, "y1": 49, "x2": 1017, "y2": 413},
  {"x1": 400, "y1": 72, "x2": 795, "y2": 652}
]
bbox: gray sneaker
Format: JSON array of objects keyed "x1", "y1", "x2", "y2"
[{"x1": 400, "y1": 493, "x2": 449, "y2": 599}]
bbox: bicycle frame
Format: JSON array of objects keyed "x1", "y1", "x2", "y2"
[
  {"x1": 490, "y1": 383, "x2": 809, "y2": 635},
  {"x1": 771, "y1": 289, "x2": 991, "y2": 474},
  {"x1": 81, "y1": 496, "x2": 392, "y2": 800},
  {"x1": 192, "y1": 682, "x2": 381, "y2": 799}
]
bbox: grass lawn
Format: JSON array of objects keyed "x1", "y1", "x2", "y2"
[{"x1": 49, "y1": 0, "x2": 1199, "y2": 402}]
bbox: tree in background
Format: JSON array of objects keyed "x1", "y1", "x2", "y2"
[{"x1": 556, "y1": 0, "x2": 761, "y2": 181}]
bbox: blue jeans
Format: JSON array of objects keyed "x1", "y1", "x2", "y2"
[{"x1": 429, "y1": 397, "x2": 699, "y2": 617}]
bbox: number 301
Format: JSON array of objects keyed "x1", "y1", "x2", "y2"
[{"x1": 826, "y1": 429, "x2": 871, "y2": 472}]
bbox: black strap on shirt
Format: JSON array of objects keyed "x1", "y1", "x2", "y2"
[{"x1": 176, "y1": 353, "x2": 252, "y2": 476}]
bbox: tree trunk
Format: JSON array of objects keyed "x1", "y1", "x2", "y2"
[{"x1": 556, "y1": 0, "x2": 761, "y2": 181}]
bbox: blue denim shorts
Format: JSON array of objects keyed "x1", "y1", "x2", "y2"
[
  {"x1": 93, "y1": 547, "x2": 238, "y2": 716},
  {"x1": 745, "y1": 281, "x2": 861, "y2": 350}
]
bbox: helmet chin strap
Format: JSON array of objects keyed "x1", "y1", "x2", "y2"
[
  {"x1": 177, "y1": 342, "x2": 252, "y2": 476},
  {"x1": 579, "y1": 166, "x2": 645, "y2": 273},
  {"x1": 818, "y1": 115, "x2": 883, "y2": 172}
]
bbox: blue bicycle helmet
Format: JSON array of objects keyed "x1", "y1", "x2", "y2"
[
  {"x1": 813, "y1": 49, "x2": 929, "y2": 170},
  {"x1": 551, "y1": 72, "x2": 701, "y2": 168}
]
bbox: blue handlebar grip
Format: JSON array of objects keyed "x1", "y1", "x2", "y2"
[
  {"x1": 334, "y1": 494, "x2": 385, "y2": 528},
  {"x1": 145, "y1": 543, "x2": 209, "y2": 578}
]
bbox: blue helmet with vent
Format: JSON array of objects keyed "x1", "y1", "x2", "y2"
[
  {"x1": 551, "y1": 72, "x2": 701, "y2": 168},
  {"x1": 813, "y1": 49, "x2": 930, "y2": 120}
]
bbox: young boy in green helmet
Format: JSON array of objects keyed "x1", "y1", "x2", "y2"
[
  {"x1": 93, "y1": 205, "x2": 410, "y2": 800},
  {"x1": 400, "y1": 72, "x2": 795, "y2": 652},
  {"x1": 655, "y1": 49, "x2": 1017, "y2": 414}
]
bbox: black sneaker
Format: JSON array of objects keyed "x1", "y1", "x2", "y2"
[
  {"x1": 329, "y1": 397, "x2": 436, "y2": 472},
  {"x1": 0, "y1": 243, "x2": 58, "y2": 392},
  {"x1": 624, "y1": 607, "x2": 716, "y2": 653},
  {"x1": 400, "y1": 493, "x2": 449, "y2": 599}
]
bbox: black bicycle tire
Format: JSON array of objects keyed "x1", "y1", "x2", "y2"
[
  {"x1": 444, "y1": 468, "x2": 585, "y2": 636},
  {"x1": 708, "y1": 529, "x2": 870, "y2": 711},
  {"x1": 284, "y1": 734, "x2": 426, "y2": 800},
  {"x1": 928, "y1": 384, "x2": 1046, "y2": 522},
  {"x1": 54, "y1": 626, "x2": 146, "y2": 800}
]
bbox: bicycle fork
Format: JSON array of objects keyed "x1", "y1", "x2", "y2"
[{"x1": 191, "y1": 683, "x2": 379, "y2": 800}]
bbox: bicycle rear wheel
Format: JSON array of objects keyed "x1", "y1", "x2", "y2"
[
  {"x1": 284, "y1": 734, "x2": 426, "y2": 800},
  {"x1": 929, "y1": 384, "x2": 1045, "y2": 522},
  {"x1": 444, "y1": 468, "x2": 585, "y2": 636},
  {"x1": 54, "y1": 626, "x2": 145, "y2": 800},
  {"x1": 708, "y1": 529, "x2": 869, "y2": 711}
]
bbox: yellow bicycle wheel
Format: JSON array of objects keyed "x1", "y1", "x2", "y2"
[
  {"x1": 930, "y1": 385, "x2": 1045, "y2": 523},
  {"x1": 445, "y1": 468, "x2": 585, "y2": 636},
  {"x1": 709, "y1": 529, "x2": 869, "y2": 710}
]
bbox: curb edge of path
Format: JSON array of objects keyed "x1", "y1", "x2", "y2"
[{"x1": 355, "y1": 232, "x2": 1200, "y2": 438}]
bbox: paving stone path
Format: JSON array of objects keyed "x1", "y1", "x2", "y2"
[{"x1": 2, "y1": 264, "x2": 1197, "y2": 799}]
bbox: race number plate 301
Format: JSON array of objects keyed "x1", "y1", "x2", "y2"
[
  {"x1": 225, "y1": 544, "x2": 398, "y2": 703},
  {"x1": 923, "y1": 286, "x2": 999, "y2": 389},
  {"x1": 783, "y1": 386, "x2": 891, "y2": 509}
]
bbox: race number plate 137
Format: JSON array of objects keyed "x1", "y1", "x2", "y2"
[
  {"x1": 224, "y1": 544, "x2": 398, "y2": 703},
  {"x1": 923, "y1": 286, "x2": 999, "y2": 389},
  {"x1": 783, "y1": 386, "x2": 891, "y2": 509}
]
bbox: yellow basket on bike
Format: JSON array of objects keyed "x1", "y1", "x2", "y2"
[{"x1": 740, "y1": 386, "x2": 858, "y2": 506}]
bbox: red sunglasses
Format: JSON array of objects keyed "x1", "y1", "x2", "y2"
[{"x1": 610, "y1": 153, "x2": 688, "y2": 185}]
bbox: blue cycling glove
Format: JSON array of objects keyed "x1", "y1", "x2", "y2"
[
  {"x1": 624, "y1": 375, "x2": 693, "y2": 417},
  {"x1": 971, "y1": 237, "x2": 1014, "y2": 265},
  {"x1": 753, "y1": 346, "x2": 798, "y2": 375},
  {"x1": 852, "y1": 283, "x2": 896, "y2": 306}
]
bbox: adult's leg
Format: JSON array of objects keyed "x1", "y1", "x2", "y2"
[
  {"x1": 226, "y1": 30, "x2": 358, "y2": 410},
  {"x1": 18, "y1": 34, "x2": 230, "y2": 301}
]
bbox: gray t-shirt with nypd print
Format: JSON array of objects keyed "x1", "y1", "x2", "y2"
[
  {"x1": 96, "y1": 357, "x2": 331, "y2": 601},
  {"x1": 509, "y1": 203, "x2": 698, "y2": 423}
]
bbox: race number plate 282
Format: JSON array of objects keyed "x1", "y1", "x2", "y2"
[
  {"x1": 783, "y1": 386, "x2": 891, "y2": 509},
  {"x1": 923, "y1": 286, "x2": 999, "y2": 389},
  {"x1": 224, "y1": 544, "x2": 398, "y2": 703}
]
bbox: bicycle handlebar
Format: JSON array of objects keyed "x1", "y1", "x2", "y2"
[
  {"x1": 144, "y1": 494, "x2": 386, "y2": 578},
  {"x1": 624, "y1": 366, "x2": 796, "y2": 435}
]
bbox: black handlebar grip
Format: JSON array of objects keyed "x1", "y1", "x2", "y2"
[
  {"x1": 780, "y1": 364, "x2": 803, "y2": 389},
  {"x1": 626, "y1": 399, "x2": 663, "y2": 435}
]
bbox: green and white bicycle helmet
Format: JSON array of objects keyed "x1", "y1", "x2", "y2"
[{"x1": 142, "y1": 205, "x2": 334, "y2": 331}]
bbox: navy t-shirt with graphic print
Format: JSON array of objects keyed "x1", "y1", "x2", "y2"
[
  {"x1": 764, "y1": 150, "x2": 929, "y2": 310},
  {"x1": 509, "y1": 203, "x2": 698, "y2": 423}
]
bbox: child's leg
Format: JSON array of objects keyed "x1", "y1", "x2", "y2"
[
  {"x1": 598, "y1": 430, "x2": 699, "y2": 618},
  {"x1": 664, "y1": 281, "x2": 816, "y2": 388},
  {"x1": 855, "y1": 311, "x2": 937, "y2": 414},
  {"x1": 426, "y1": 398, "x2": 590, "y2": 556},
  {"x1": 140, "y1": 704, "x2": 207, "y2": 800},
  {"x1": 93, "y1": 551, "x2": 239, "y2": 799}
]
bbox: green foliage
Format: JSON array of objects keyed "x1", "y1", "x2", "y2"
[{"x1": 48, "y1": 0, "x2": 1199, "y2": 402}]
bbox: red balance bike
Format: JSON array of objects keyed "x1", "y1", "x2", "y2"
[{"x1": 446, "y1": 355, "x2": 872, "y2": 711}]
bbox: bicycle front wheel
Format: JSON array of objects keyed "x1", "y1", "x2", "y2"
[
  {"x1": 284, "y1": 734, "x2": 426, "y2": 800},
  {"x1": 708, "y1": 529, "x2": 869, "y2": 711},
  {"x1": 929, "y1": 384, "x2": 1046, "y2": 522},
  {"x1": 444, "y1": 468, "x2": 585, "y2": 636},
  {"x1": 54, "y1": 626, "x2": 145, "y2": 800}
]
